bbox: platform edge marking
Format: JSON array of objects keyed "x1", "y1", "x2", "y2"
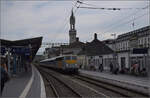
[
  {"x1": 19, "y1": 65, "x2": 34, "y2": 98},
  {"x1": 36, "y1": 67, "x2": 46, "y2": 98},
  {"x1": 32, "y1": 65, "x2": 46, "y2": 98}
]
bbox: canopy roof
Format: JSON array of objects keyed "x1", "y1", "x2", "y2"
[{"x1": 0, "y1": 37, "x2": 43, "y2": 60}]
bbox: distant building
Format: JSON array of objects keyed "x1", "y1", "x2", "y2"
[
  {"x1": 115, "y1": 26, "x2": 150, "y2": 72},
  {"x1": 60, "y1": 10, "x2": 85, "y2": 55},
  {"x1": 43, "y1": 46, "x2": 60, "y2": 58},
  {"x1": 78, "y1": 33, "x2": 114, "y2": 70},
  {"x1": 102, "y1": 39, "x2": 115, "y2": 51},
  {"x1": 61, "y1": 37, "x2": 85, "y2": 55},
  {"x1": 102, "y1": 39, "x2": 117, "y2": 70}
]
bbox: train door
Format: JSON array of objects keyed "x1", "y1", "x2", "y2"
[
  {"x1": 56, "y1": 57, "x2": 63, "y2": 69},
  {"x1": 138, "y1": 56, "x2": 144, "y2": 70},
  {"x1": 121, "y1": 57, "x2": 125, "y2": 70}
]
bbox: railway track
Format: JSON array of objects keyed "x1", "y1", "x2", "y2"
[
  {"x1": 72, "y1": 74, "x2": 149, "y2": 97},
  {"x1": 38, "y1": 67, "x2": 108, "y2": 97},
  {"x1": 37, "y1": 66, "x2": 149, "y2": 98},
  {"x1": 38, "y1": 67, "x2": 82, "y2": 98}
]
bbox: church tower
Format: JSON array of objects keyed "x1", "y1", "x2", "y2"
[{"x1": 69, "y1": 10, "x2": 76, "y2": 44}]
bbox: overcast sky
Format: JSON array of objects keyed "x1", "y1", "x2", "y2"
[{"x1": 0, "y1": 0, "x2": 149, "y2": 53}]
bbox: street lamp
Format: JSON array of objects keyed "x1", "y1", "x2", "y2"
[
  {"x1": 7, "y1": 48, "x2": 11, "y2": 76},
  {"x1": 111, "y1": 33, "x2": 116, "y2": 52},
  {"x1": 111, "y1": 33, "x2": 117, "y2": 68}
]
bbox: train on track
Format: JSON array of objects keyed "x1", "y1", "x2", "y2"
[{"x1": 40, "y1": 55, "x2": 79, "y2": 73}]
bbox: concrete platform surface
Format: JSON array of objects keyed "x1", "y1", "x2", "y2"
[
  {"x1": 1, "y1": 65, "x2": 46, "y2": 98},
  {"x1": 79, "y1": 70, "x2": 150, "y2": 95}
]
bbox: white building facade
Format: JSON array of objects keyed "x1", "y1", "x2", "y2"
[{"x1": 115, "y1": 26, "x2": 150, "y2": 74}]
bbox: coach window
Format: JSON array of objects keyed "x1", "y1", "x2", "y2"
[
  {"x1": 65, "y1": 56, "x2": 71, "y2": 60},
  {"x1": 72, "y1": 56, "x2": 77, "y2": 60}
]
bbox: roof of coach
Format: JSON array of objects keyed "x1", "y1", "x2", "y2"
[
  {"x1": 40, "y1": 55, "x2": 77, "y2": 62},
  {"x1": 61, "y1": 55, "x2": 77, "y2": 57},
  {"x1": 40, "y1": 55, "x2": 64, "y2": 62},
  {"x1": 40, "y1": 58, "x2": 55, "y2": 62}
]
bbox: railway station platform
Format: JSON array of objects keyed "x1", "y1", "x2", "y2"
[
  {"x1": 79, "y1": 70, "x2": 150, "y2": 96},
  {"x1": 1, "y1": 64, "x2": 46, "y2": 98}
]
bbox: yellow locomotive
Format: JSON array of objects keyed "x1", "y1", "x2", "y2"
[{"x1": 40, "y1": 55, "x2": 78, "y2": 73}]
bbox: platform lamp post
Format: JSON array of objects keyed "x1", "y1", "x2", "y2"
[
  {"x1": 28, "y1": 44, "x2": 32, "y2": 71},
  {"x1": 29, "y1": 44, "x2": 32, "y2": 63},
  {"x1": 111, "y1": 33, "x2": 117, "y2": 66},
  {"x1": 6, "y1": 47, "x2": 11, "y2": 76}
]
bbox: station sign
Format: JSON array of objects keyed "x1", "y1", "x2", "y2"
[
  {"x1": 0, "y1": 47, "x2": 6, "y2": 55},
  {"x1": 11, "y1": 47, "x2": 30, "y2": 55},
  {"x1": 0, "y1": 46, "x2": 30, "y2": 55},
  {"x1": 132, "y1": 48, "x2": 148, "y2": 54}
]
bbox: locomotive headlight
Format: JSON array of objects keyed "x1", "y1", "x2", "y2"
[{"x1": 66, "y1": 64, "x2": 69, "y2": 67}]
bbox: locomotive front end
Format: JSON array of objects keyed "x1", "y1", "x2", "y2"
[{"x1": 64, "y1": 55, "x2": 78, "y2": 73}]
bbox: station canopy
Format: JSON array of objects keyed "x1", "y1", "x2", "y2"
[{"x1": 0, "y1": 37, "x2": 43, "y2": 61}]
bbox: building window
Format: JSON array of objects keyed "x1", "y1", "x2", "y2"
[
  {"x1": 149, "y1": 37, "x2": 150, "y2": 47},
  {"x1": 126, "y1": 41, "x2": 127, "y2": 50},
  {"x1": 141, "y1": 38, "x2": 143, "y2": 46},
  {"x1": 120, "y1": 43, "x2": 122, "y2": 50},
  {"x1": 120, "y1": 43, "x2": 121, "y2": 50},
  {"x1": 117, "y1": 43, "x2": 119, "y2": 51},
  {"x1": 123, "y1": 42, "x2": 125, "y2": 50},
  {"x1": 138, "y1": 39, "x2": 140, "y2": 45},
  {"x1": 144, "y1": 37, "x2": 147, "y2": 47},
  {"x1": 146, "y1": 37, "x2": 149, "y2": 47},
  {"x1": 127, "y1": 41, "x2": 128, "y2": 50}
]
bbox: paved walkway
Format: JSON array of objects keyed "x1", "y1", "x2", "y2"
[
  {"x1": 1, "y1": 65, "x2": 46, "y2": 98},
  {"x1": 79, "y1": 69, "x2": 150, "y2": 95},
  {"x1": 80, "y1": 70, "x2": 150, "y2": 87}
]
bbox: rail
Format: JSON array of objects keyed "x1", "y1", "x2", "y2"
[
  {"x1": 73, "y1": 74, "x2": 149, "y2": 97},
  {"x1": 40, "y1": 70, "x2": 59, "y2": 98},
  {"x1": 38, "y1": 67, "x2": 82, "y2": 98}
]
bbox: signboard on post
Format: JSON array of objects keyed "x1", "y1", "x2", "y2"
[
  {"x1": 132, "y1": 48, "x2": 148, "y2": 54},
  {"x1": 0, "y1": 46, "x2": 30, "y2": 55},
  {"x1": 11, "y1": 47, "x2": 30, "y2": 55}
]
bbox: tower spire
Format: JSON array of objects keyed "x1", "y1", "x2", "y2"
[
  {"x1": 70, "y1": 9, "x2": 75, "y2": 30},
  {"x1": 69, "y1": 9, "x2": 76, "y2": 44},
  {"x1": 71, "y1": 8, "x2": 74, "y2": 16}
]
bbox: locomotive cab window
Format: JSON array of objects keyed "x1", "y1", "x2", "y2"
[
  {"x1": 56, "y1": 57, "x2": 63, "y2": 61},
  {"x1": 72, "y1": 56, "x2": 77, "y2": 60},
  {"x1": 65, "y1": 56, "x2": 71, "y2": 60}
]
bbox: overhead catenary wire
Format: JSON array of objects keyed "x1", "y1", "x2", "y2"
[
  {"x1": 78, "y1": 6, "x2": 121, "y2": 10},
  {"x1": 77, "y1": 0, "x2": 97, "y2": 7},
  {"x1": 43, "y1": 0, "x2": 80, "y2": 45},
  {"x1": 56, "y1": 0, "x2": 78, "y2": 34},
  {"x1": 99, "y1": 12, "x2": 149, "y2": 35},
  {"x1": 75, "y1": 0, "x2": 149, "y2": 36},
  {"x1": 58, "y1": 1, "x2": 81, "y2": 35},
  {"x1": 57, "y1": 0, "x2": 149, "y2": 42},
  {"x1": 101, "y1": 5, "x2": 149, "y2": 34},
  {"x1": 76, "y1": 0, "x2": 149, "y2": 32},
  {"x1": 76, "y1": 0, "x2": 149, "y2": 10},
  {"x1": 77, "y1": 6, "x2": 149, "y2": 10}
]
